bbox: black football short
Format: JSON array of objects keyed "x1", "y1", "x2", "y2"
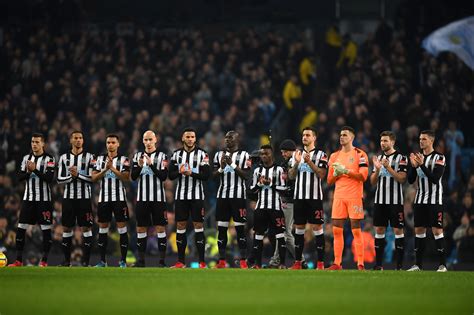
[
  {"x1": 174, "y1": 200, "x2": 205, "y2": 223},
  {"x1": 413, "y1": 204, "x2": 444, "y2": 228},
  {"x1": 97, "y1": 201, "x2": 129, "y2": 223},
  {"x1": 253, "y1": 208, "x2": 286, "y2": 235},
  {"x1": 19, "y1": 201, "x2": 53, "y2": 225},
  {"x1": 136, "y1": 201, "x2": 168, "y2": 227},
  {"x1": 373, "y1": 204, "x2": 405, "y2": 229},
  {"x1": 216, "y1": 198, "x2": 247, "y2": 223},
  {"x1": 62, "y1": 199, "x2": 93, "y2": 227},
  {"x1": 293, "y1": 199, "x2": 324, "y2": 225}
]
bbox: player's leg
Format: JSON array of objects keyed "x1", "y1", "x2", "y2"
[
  {"x1": 9, "y1": 201, "x2": 34, "y2": 266},
  {"x1": 191, "y1": 200, "x2": 206, "y2": 267},
  {"x1": 216, "y1": 199, "x2": 231, "y2": 267},
  {"x1": 252, "y1": 209, "x2": 267, "y2": 268},
  {"x1": 431, "y1": 207, "x2": 447, "y2": 271},
  {"x1": 348, "y1": 199, "x2": 365, "y2": 269},
  {"x1": 174, "y1": 201, "x2": 189, "y2": 267},
  {"x1": 60, "y1": 199, "x2": 75, "y2": 266},
  {"x1": 135, "y1": 202, "x2": 150, "y2": 267},
  {"x1": 373, "y1": 204, "x2": 388, "y2": 270},
  {"x1": 114, "y1": 201, "x2": 130, "y2": 267},
  {"x1": 38, "y1": 201, "x2": 53, "y2": 267},
  {"x1": 292, "y1": 200, "x2": 306, "y2": 266},
  {"x1": 391, "y1": 205, "x2": 405, "y2": 270},
  {"x1": 409, "y1": 205, "x2": 428, "y2": 271},
  {"x1": 96, "y1": 202, "x2": 112, "y2": 266},
  {"x1": 153, "y1": 202, "x2": 168, "y2": 267},
  {"x1": 309, "y1": 200, "x2": 325, "y2": 269},
  {"x1": 330, "y1": 198, "x2": 348, "y2": 269},
  {"x1": 272, "y1": 210, "x2": 287, "y2": 268},
  {"x1": 232, "y1": 199, "x2": 248, "y2": 267},
  {"x1": 78, "y1": 199, "x2": 94, "y2": 267}
]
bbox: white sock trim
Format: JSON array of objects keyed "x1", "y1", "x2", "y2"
[
  {"x1": 18, "y1": 223, "x2": 28, "y2": 229},
  {"x1": 313, "y1": 229, "x2": 324, "y2": 236},
  {"x1": 118, "y1": 227, "x2": 128, "y2": 234},
  {"x1": 295, "y1": 228, "x2": 305, "y2": 235},
  {"x1": 255, "y1": 234, "x2": 264, "y2": 240},
  {"x1": 157, "y1": 232, "x2": 166, "y2": 238},
  {"x1": 62, "y1": 231, "x2": 74, "y2": 238},
  {"x1": 137, "y1": 232, "x2": 147, "y2": 239},
  {"x1": 40, "y1": 224, "x2": 52, "y2": 231},
  {"x1": 194, "y1": 228, "x2": 204, "y2": 233},
  {"x1": 177, "y1": 229, "x2": 186, "y2": 234},
  {"x1": 434, "y1": 233, "x2": 444, "y2": 240},
  {"x1": 375, "y1": 234, "x2": 385, "y2": 239},
  {"x1": 234, "y1": 222, "x2": 246, "y2": 226},
  {"x1": 83, "y1": 231, "x2": 93, "y2": 237},
  {"x1": 395, "y1": 234, "x2": 404, "y2": 239},
  {"x1": 99, "y1": 227, "x2": 109, "y2": 234},
  {"x1": 416, "y1": 233, "x2": 426, "y2": 238},
  {"x1": 276, "y1": 233, "x2": 285, "y2": 239},
  {"x1": 217, "y1": 221, "x2": 229, "y2": 227}
]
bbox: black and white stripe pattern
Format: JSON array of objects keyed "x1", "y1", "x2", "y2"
[
  {"x1": 290, "y1": 149, "x2": 328, "y2": 200},
  {"x1": 20, "y1": 153, "x2": 55, "y2": 201},
  {"x1": 213, "y1": 150, "x2": 251, "y2": 199},
  {"x1": 250, "y1": 165, "x2": 286, "y2": 210},
  {"x1": 171, "y1": 148, "x2": 209, "y2": 200},
  {"x1": 132, "y1": 151, "x2": 168, "y2": 202},
  {"x1": 57, "y1": 152, "x2": 94, "y2": 199},
  {"x1": 94, "y1": 155, "x2": 130, "y2": 203},
  {"x1": 414, "y1": 152, "x2": 445, "y2": 205},
  {"x1": 374, "y1": 152, "x2": 408, "y2": 205}
]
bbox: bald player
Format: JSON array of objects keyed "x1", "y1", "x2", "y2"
[
  {"x1": 131, "y1": 130, "x2": 169, "y2": 267},
  {"x1": 327, "y1": 126, "x2": 369, "y2": 270}
]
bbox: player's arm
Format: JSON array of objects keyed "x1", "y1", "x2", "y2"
[
  {"x1": 326, "y1": 154, "x2": 337, "y2": 185},
  {"x1": 91, "y1": 158, "x2": 107, "y2": 182},
  {"x1": 419, "y1": 155, "x2": 445, "y2": 185},
  {"x1": 32, "y1": 156, "x2": 55, "y2": 183},
  {"x1": 150, "y1": 155, "x2": 168, "y2": 181},
  {"x1": 109, "y1": 157, "x2": 130, "y2": 182},
  {"x1": 288, "y1": 152, "x2": 299, "y2": 180},
  {"x1": 57, "y1": 155, "x2": 73, "y2": 184},
  {"x1": 191, "y1": 163, "x2": 210, "y2": 180},
  {"x1": 18, "y1": 155, "x2": 31, "y2": 181},
  {"x1": 273, "y1": 167, "x2": 287, "y2": 192},
  {"x1": 306, "y1": 152, "x2": 328, "y2": 179},
  {"x1": 385, "y1": 155, "x2": 408, "y2": 184},
  {"x1": 212, "y1": 152, "x2": 224, "y2": 178},
  {"x1": 249, "y1": 168, "x2": 262, "y2": 193},
  {"x1": 168, "y1": 152, "x2": 180, "y2": 180},
  {"x1": 346, "y1": 151, "x2": 368, "y2": 182},
  {"x1": 131, "y1": 153, "x2": 142, "y2": 181}
]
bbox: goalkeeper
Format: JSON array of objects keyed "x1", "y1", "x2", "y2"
[{"x1": 327, "y1": 126, "x2": 369, "y2": 270}]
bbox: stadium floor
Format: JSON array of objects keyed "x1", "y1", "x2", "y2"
[{"x1": 1, "y1": 268, "x2": 473, "y2": 315}]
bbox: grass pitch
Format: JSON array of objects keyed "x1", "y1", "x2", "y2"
[{"x1": 0, "y1": 268, "x2": 473, "y2": 315}]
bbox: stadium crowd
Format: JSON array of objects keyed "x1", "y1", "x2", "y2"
[{"x1": 0, "y1": 18, "x2": 473, "y2": 267}]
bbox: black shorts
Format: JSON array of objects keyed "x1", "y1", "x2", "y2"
[
  {"x1": 97, "y1": 201, "x2": 129, "y2": 223},
  {"x1": 136, "y1": 201, "x2": 168, "y2": 227},
  {"x1": 19, "y1": 201, "x2": 53, "y2": 225},
  {"x1": 216, "y1": 198, "x2": 247, "y2": 223},
  {"x1": 293, "y1": 199, "x2": 324, "y2": 225},
  {"x1": 414, "y1": 204, "x2": 444, "y2": 228},
  {"x1": 253, "y1": 208, "x2": 286, "y2": 235},
  {"x1": 174, "y1": 200, "x2": 205, "y2": 223},
  {"x1": 373, "y1": 204, "x2": 404, "y2": 229},
  {"x1": 62, "y1": 199, "x2": 93, "y2": 228}
]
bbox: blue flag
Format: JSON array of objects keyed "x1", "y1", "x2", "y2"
[{"x1": 422, "y1": 16, "x2": 474, "y2": 70}]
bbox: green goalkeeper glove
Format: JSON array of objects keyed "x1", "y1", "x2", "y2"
[{"x1": 332, "y1": 162, "x2": 349, "y2": 176}]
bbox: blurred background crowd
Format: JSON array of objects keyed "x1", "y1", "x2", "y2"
[{"x1": 0, "y1": 0, "x2": 473, "y2": 267}]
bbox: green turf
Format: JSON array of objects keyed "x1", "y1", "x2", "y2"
[{"x1": 0, "y1": 268, "x2": 473, "y2": 315}]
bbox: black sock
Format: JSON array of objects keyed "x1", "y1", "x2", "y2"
[
  {"x1": 61, "y1": 235, "x2": 73, "y2": 264},
  {"x1": 415, "y1": 236, "x2": 426, "y2": 268},
  {"x1": 157, "y1": 234, "x2": 167, "y2": 264},
  {"x1": 195, "y1": 231, "x2": 205, "y2": 263},
  {"x1": 41, "y1": 229, "x2": 52, "y2": 263},
  {"x1": 98, "y1": 233, "x2": 108, "y2": 263},
  {"x1": 435, "y1": 237, "x2": 446, "y2": 266},
  {"x1": 235, "y1": 225, "x2": 247, "y2": 259},
  {"x1": 395, "y1": 237, "x2": 404, "y2": 269},
  {"x1": 294, "y1": 232, "x2": 305, "y2": 261},
  {"x1": 137, "y1": 235, "x2": 147, "y2": 263},
  {"x1": 217, "y1": 226, "x2": 228, "y2": 260},
  {"x1": 374, "y1": 237, "x2": 386, "y2": 267},
  {"x1": 176, "y1": 231, "x2": 187, "y2": 263},
  {"x1": 315, "y1": 233, "x2": 325, "y2": 262},
  {"x1": 119, "y1": 232, "x2": 129, "y2": 262},
  {"x1": 252, "y1": 238, "x2": 263, "y2": 266},
  {"x1": 82, "y1": 235, "x2": 93, "y2": 266},
  {"x1": 15, "y1": 228, "x2": 26, "y2": 262},
  {"x1": 277, "y1": 237, "x2": 286, "y2": 265}
]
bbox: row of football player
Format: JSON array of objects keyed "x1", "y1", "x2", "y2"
[{"x1": 7, "y1": 126, "x2": 447, "y2": 271}]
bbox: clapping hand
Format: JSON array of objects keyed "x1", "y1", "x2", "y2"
[{"x1": 372, "y1": 156, "x2": 382, "y2": 170}]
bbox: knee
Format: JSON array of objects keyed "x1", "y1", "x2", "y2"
[{"x1": 177, "y1": 222, "x2": 187, "y2": 230}]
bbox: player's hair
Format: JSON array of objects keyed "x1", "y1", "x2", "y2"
[
  {"x1": 106, "y1": 133, "x2": 120, "y2": 141},
  {"x1": 302, "y1": 126, "x2": 318, "y2": 137},
  {"x1": 421, "y1": 130, "x2": 436, "y2": 139},
  {"x1": 260, "y1": 144, "x2": 273, "y2": 152},
  {"x1": 31, "y1": 132, "x2": 45, "y2": 141},
  {"x1": 182, "y1": 127, "x2": 196, "y2": 136},
  {"x1": 341, "y1": 126, "x2": 355, "y2": 136},
  {"x1": 380, "y1": 131, "x2": 396, "y2": 141},
  {"x1": 70, "y1": 130, "x2": 84, "y2": 138}
]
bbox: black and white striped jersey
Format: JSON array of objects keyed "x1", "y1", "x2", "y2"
[
  {"x1": 213, "y1": 150, "x2": 251, "y2": 199},
  {"x1": 250, "y1": 164, "x2": 286, "y2": 211},
  {"x1": 131, "y1": 151, "x2": 168, "y2": 202},
  {"x1": 57, "y1": 151, "x2": 95, "y2": 199},
  {"x1": 408, "y1": 151, "x2": 446, "y2": 205},
  {"x1": 290, "y1": 149, "x2": 328, "y2": 200},
  {"x1": 19, "y1": 153, "x2": 56, "y2": 201},
  {"x1": 94, "y1": 155, "x2": 130, "y2": 203},
  {"x1": 169, "y1": 147, "x2": 210, "y2": 201},
  {"x1": 373, "y1": 151, "x2": 408, "y2": 205}
]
